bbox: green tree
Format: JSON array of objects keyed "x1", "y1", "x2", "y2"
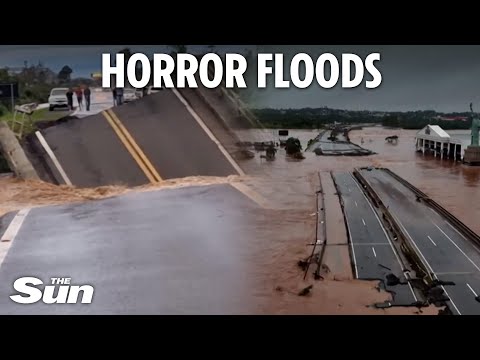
[
  {"x1": 0, "y1": 68, "x2": 12, "y2": 82},
  {"x1": 168, "y1": 45, "x2": 188, "y2": 54},
  {"x1": 58, "y1": 65, "x2": 73, "y2": 82},
  {"x1": 119, "y1": 47, "x2": 133, "y2": 60}
]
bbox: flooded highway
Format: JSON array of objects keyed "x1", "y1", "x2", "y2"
[{"x1": 239, "y1": 126, "x2": 480, "y2": 235}]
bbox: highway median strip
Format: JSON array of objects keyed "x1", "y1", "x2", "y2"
[{"x1": 102, "y1": 109, "x2": 162, "y2": 183}]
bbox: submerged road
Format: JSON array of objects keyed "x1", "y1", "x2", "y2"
[
  {"x1": 28, "y1": 89, "x2": 243, "y2": 187},
  {"x1": 0, "y1": 184, "x2": 258, "y2": 314},
  {"x1": 307, "y1": 129, "x2": 372, "y2": 155},
  {"x1": 333, "y1": 172, "x2": 417, "y2": 305},
  {"x1": 360, "y1": 168, "x2": 480, "y2": 315}
]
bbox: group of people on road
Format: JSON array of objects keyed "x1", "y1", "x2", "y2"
[{"x1": 66, "y1": 86, "x2": 91, "y2": 111}]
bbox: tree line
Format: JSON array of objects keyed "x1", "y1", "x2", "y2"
[{"x1": 251, "y1": 108, "x2": 474, "y2": 130}]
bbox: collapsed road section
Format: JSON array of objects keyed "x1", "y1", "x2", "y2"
[
  {"x1": 356, "y1": 167, "x2": 480, "y2": 315},
  {"x1": 22, "y1": 87, "x2": 249, "y2": 188},
  {"x1": 332, "y1": 172, "x2": 419, "y2": 307},
  {"x1": 334, "y1": 167, "x2": 480, "y2": 313}
]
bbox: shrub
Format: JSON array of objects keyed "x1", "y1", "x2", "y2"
[{"x1": 0, "y1": 103, "x2": 8, "y2": 117}]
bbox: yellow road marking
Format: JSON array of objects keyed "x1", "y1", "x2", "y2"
[
  {"x1": 102, "y1": 110, "x2": 161, "y2": 183},
  {"x1": 106, "y1": 109, "x2": 162, "y2": 182}
]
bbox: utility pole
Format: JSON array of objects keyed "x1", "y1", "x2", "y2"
[{"x1": 10, "y1": 83, "x2": 15, "y2": 112}]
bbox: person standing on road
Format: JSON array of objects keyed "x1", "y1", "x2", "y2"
[
  {"x1": 75, "y1": 87, "x2": 83, "y2": 110},
  {"x1": 115, "y1": 87, "x2": 124, "y2": 106},
  {"x1": 116, "y1": 87, "x2": 124, "y2": 106},
  {"x1": 84, "y1": 86, "x2": 91, "y2": 111},
  {"x1": 66, "y1": 88, "x2": 74, "y2": 111}
]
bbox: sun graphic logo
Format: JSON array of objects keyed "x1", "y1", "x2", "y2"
[{"x1": 10, "y1": 277, "x2": 94, "y2": 304}]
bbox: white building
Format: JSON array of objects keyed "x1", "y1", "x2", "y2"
[{"x1": 415, "y1": 125, "x2": 471, "y2": 161}]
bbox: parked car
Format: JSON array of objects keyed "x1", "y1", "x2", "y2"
[
  {"x1": 48, "y1": 88, "x2": 69, "y2": 111},
  {"x1": 135, "y1": 88, "x2": 144, "y2": 99},
  {"x1": 123, "y1": 88, "x2": 137, "y2": 103}
]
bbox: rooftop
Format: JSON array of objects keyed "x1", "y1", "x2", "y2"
[{"x1": 417, "y1": 125, "x2": 451, "y2": 139}]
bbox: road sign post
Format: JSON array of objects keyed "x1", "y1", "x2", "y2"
[{"x1": 0, "y1": 83, "x2": 19, "y2": 111}]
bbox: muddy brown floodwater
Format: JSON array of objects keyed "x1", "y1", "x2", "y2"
[
  {"x1": 235, "y1": 126, "x2": 479, "y2": 314},
  {"x1": 238, "y1": 126, "x2": 480, "y2": 235},
  {"x1": 2, "y1": 125, "x2": 476, "y2": 315}
]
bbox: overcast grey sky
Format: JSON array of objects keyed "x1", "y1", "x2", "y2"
[
  {"x1": 1, "y1": 45, "x2": 479, "y2": 112},
  {"x1": 249, "y1": 45, "x2": 480, "y2": 113}
]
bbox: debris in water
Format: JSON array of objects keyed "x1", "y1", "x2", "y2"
[
  {"x1": 374, "y1": 302, "x2": 392, "y2": 309},
  {"x1": 378, "y1": 263, "x2": 392, "y2": 271},
  {"x1": 386, "y1": 273, "x2": 401, "y2": 286},
  {"x1": 297, "y1": 259, "x2": 309, "y2": 270},
  {"x1": 432, "y1": 279, "x2": 456, "y2": 286},
  {"x1": 313, "y1": 273, "x2": 324, "y2": 280},
  {"x1": 427, "y1": 287, "x2": 450, "y2": 304},
  {"x1": 298, "y1": 285, "x2": 313, "y2": 296},
  {"x1": 321, "y1": 264, "x2": 330, "y2": 273}
]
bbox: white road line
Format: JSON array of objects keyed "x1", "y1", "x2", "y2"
[
  {"x1": 351, "y1": 174, "x2": 405, "y2": 267},
  {"x1": 349, "y1": 174, "x2": 417, "y2": 301},
  {"x1": 427, "y1": 235, "x2": 437, "y2": 246},
  {"x1": 372, "y1": 247, "x2": 377, "y2": 257},
  {"x1": 429, "y1": 207, "x2": 437, "y2": 215},
  {"x1": 35, "y1": 131, "x2": 72, "y2": 186},
  {"x1": 343, "y1": 207, "x2": 359, "y2": 278},
  {"x1": 0, "y1": 209, "x2": 30, "y2": 269},
  {"x1": 229, "y1": 182, "x2": 270, "y2": 209},
  {"x1": 436, "y1": 271, "x2": 472, "y2": 276},
  {"x1": 171, "y1": 88, "x2": 245, "y2": 176},
  {"x1": 353, "y1": 242, "x2": 390, "y2": 246},
  {"x1": 467, "y1": 283, "x2": 478, "y2": 297},
  {"x1": 444, "y1": 220, "x2": 480, "y2": 248},
  {"x1": 394, "y1": 214, "x2": 435, "y2": 276},
  {"x1": 369, "y1": 172, "x2": 462, "y2": 313},
  {"x1": 446, "y1": 222, "x2": 468, "y2": 240},
  {"x1": 355, "y1": 201, "x2": 358, "y2": 207},
  {"x1": 434, "y1": 223, "x2": 480, "y2": 273},
  {"x1": 444, "y1": 221, "x2": 480, "y2": 253},
  {"x1": 362, "y1": 218, "x2": 366, "y2": 226},
  {"x1": 393, "y1": 213, "x2": 461, "y2": 314},
  {"x1": 442, "y1": 286, "x2": 462, "y2": 315}
]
